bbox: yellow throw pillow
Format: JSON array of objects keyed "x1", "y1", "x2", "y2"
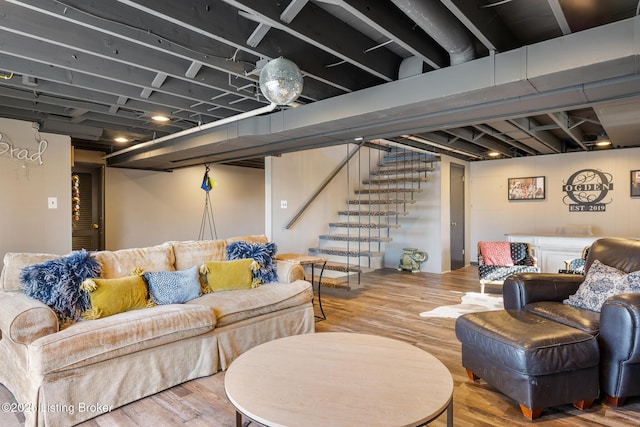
[
  {"x1": 203, "y1": 259, "x2": 257, "y2": 292},
  {"x1": 81, "y1": 275, "x2": 150, "y2": 319}
]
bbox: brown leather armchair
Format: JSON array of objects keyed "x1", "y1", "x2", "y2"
[{"x1": 504, "y1": 237, "x2": 640, "y2": 407}]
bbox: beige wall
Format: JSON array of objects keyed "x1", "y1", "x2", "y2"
[
  {"x1": 105, "y1": 164, "x2": 265, "y2": 250},
  {"x1": 0, "y1": 118, "x2": 72, "y2": 263},
  {"x1": 470, "y1": 148, "x2": 640, "y2": 261},
  {"x1": 267, "y1": 145, "x2": 466, "y2": 273},
  {"x1": 4, "y1": 115, "x2": 638, "y2": 275},
  {"x1": 267, "y1": 144, "x2": 371, "y2": 255}
]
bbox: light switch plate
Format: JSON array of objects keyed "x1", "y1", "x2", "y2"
[
  {"x1": 48, "y1": 197, "x2": 57, "y2": 209},
  {"x1": 280, "y1": 200, "x2": 287, "y2": 209}
]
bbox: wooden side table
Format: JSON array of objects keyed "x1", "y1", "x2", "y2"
[{"x1": 276, "y1": 253, "x2": 327, "y2": 320}]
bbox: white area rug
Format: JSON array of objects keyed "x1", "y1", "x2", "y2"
[{"x1": 419, "y1": 292, "x2": 503, "y2": 319}]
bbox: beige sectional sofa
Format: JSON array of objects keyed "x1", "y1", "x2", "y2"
[{"x1": 0, "y1": 235, "x2": 315, "y2": 427}]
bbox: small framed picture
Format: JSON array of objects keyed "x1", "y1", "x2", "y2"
[
  {"x1": 508, "y1": 176, "x2": 545, "y2": 200},
  {"x1": 632, "y1": 170, "x2": 640, "y2": 197}
]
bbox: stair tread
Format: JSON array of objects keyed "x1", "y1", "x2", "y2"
[
  {"x1": 304, "y1": 274, "x2": 346, "y2": 286},
  {"x1": 363, "y1": 177, "x2": 428, "y2": 184},
  {"x1": 304, "y1": 274, "x2": 363, "y2": 290},
  {"x1": 315, "y1": 261, "x2": 363, "y2": 272},
  {"x1": 356, "y1": 190, "x2": 423, "y2": 196},
  {"x1": 371, "y1": 167, "x2": 434, "y2": 175},
  {"x1": 309, "y1": 247, "x2": 384, "y2": 257},
  {"x1": 379, "y1": 159, "x2": 435, "y2": 167},
  {"x1": 384, "y1": 153, "x2": 440, "y2": 162},
  {"x1": 329, "y1": 222, "x2": 401, "y2": 228},
  {"x1": 319, "y1": 234, "x2": 392, "y2": 242},
  {"x1": 348, "y1": 200, "x2": 416, "y2": 205},
  {"x1": 338, "y1": 210, "x2": 409, "y2": 216}
]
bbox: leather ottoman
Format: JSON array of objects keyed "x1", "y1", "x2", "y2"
[{"x1": 455, "y1": 310, "x2": 599, "y2": 419}]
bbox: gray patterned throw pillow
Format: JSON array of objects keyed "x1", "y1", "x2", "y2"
[{"x1": 564, "y1": 260, "x2": 632, "y2": 312}]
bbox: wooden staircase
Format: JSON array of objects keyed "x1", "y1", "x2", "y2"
[{"x1": 306, "y1": 148, "x2": 438, "y2": 289}]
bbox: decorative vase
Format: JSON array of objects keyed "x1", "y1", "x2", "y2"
[{"x1": 397, "y1": 248, "x2": 428, "y2": 273}]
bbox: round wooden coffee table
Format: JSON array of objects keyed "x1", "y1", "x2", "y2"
[{"x1": 224, "y1": 332, "x2": 453, "y2": 427}]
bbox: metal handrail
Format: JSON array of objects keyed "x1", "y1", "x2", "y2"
[{"x1": 285, "y1": 141, "x2": 366, "y2": 230}]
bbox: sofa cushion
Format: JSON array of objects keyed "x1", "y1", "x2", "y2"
[
  {"x1": 524, "y1": 301, "x2": 600, "y2": 335},
  {"x1": 187, "y1": 279, "x2": 312, "y2": 327},
  {"x1": 226, "y1": 240, "x2": 279, "y2": 284},
  {"x1": 93, "y1": 244, "x2": 175, "y2": 279},
  {"x1": 225, "y1": 235, "x2": 269, "y2": 245},
  {"x1": 81, "y1": 275, "x2": 150, "y2": 319},
  {"x1": 29, "y1": 304, "x2": 216, "y2": 375},
  {"x1": 144, "y1": 265, "x2": 201, "y2": 305},
  {"x1": 564, "y1": 260, "x2": 632, "y2": 312},
  {"x1": 20, "y1": 250, "x2": 101, "y2": 323},
  {"x1": 170, "y1": 240, "x2": 227, "y2": 271},
  {"x1": 1, "y1": 252, "x2": 60, "y2": 292},
  {"x1": 204, "y1": 259, "x2": 256, "y2": 293}
]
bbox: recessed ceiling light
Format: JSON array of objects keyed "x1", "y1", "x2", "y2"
[
  {"x1": 151, "y1": 114, "x2": 170, "y2": 122},
  {"x1": 114, "y1": 137, "x2": 128, "y2": 143}
]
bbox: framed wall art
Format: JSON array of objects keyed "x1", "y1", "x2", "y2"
[
  {"x1": 632, "y1": 170, "x2": 640, "y2": 197},
  {"x1": 508, "y1": 176, "x2": 545, "y2": 200}
]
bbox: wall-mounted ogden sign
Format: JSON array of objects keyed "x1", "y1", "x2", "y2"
[{"x1": 562, "y1": 169, "x2": 613, "y2": 212}]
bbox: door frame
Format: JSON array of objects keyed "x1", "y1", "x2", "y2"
[
  {"x1": 71, "y1": 163, "x2": 105, "y2": 251},
  {"x1": 449, "y1": 163, "x2": 465, "y2": 270}
]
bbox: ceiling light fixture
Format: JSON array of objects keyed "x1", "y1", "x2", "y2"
[
  {"x1": 488, "y1": 151, "x2": 500, "y2": 157},
  {"x1": 105, "y1": 58, "x2": 304, "y2": 161},
  {"x1": 114, "y1": 137, "x2": 129, "y2": 143},
  {"x1": 595, "y1": 133, "x2": 612, "y2": 146},
  {"x1": 151, "y1": 114, "x2": 170, "y2": 122}
]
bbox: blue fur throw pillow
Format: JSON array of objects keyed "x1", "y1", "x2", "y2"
[
  {"x1": 21, "y1": 249, "x2": 102, "y2": 323},
  {"x1": 226, "y1": 241, "x2": 278, "y2": 284}
]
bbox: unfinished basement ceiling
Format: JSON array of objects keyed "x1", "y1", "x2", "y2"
[{"x1": 0, "y1": 0, "x2": 639, "y2": 170}]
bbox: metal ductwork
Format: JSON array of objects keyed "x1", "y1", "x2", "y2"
[{"x1": 391, "y1": 0, "x2": 475, "y2": 65}]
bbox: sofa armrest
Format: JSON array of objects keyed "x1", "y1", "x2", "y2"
[
  {"x1": 601, "y1": 293, "x2": 640, "y2": 364},
  {"x1": 0, "y1": 291, "x2": 58, "y2": 344},
  {"x1": 276, "y1": 261, "x2": 305, "y2": 283},
  {"x1": 503, "y1": 273, "x2": 584, "y2": 310},
  {"x1": 600, "y1": 293, "x2": 640, "y2": 397}
]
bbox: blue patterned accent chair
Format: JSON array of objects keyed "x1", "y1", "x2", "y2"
[
  {"x1": 478, "y1": 241, "x2": 539, "y2": 293},
  {"x1": 560, "y1": 246, "x2": 590, "y2": 275}
]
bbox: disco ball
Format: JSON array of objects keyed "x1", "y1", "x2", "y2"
[{"x1": 259, "y1": 57, "x2": 304, "y2": 105}]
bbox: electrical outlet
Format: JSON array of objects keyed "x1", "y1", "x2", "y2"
[
  {"x1": 280, "y1": 200, "x2": 287, "y2": 209},
  {"x1": 48, "y1": 197, "x2": 57, "y2": 209}
]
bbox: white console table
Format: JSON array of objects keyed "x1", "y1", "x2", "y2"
[{"x1": 506, "y1": 233, "x2": 600, "y2": 273}]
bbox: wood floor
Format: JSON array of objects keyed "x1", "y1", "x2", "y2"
[{"x1": 2, "y1": 266, "x2": 640, "y2": 426}]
